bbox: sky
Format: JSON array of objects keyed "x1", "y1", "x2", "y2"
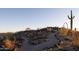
[{"x1": 0, "y1": 8, "x2": 79, "y2": 32}]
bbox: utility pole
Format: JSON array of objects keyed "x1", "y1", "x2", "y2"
[{"x1": 68, "y1": 10, "x2": 75, "y2": 30}]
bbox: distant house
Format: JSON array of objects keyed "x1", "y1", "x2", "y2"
[
  {"x1": 47, "y1": 27, "x2": 52, "y2": 32},
  {"x1": 26, "y1": 28, "x2": 31, "y2": 31}
]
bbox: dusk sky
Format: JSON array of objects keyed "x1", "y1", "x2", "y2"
[{"x1": 0, "y1": 8, "x2": 79, "y2": 32}]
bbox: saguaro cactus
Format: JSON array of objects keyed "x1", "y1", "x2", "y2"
[{"x1": 68, "y1": 10, "x2": 75, "y2": 30}]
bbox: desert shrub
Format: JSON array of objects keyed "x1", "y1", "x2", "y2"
[{"x1": 72, "y1": 39, "x2": 79, "y2": 47}]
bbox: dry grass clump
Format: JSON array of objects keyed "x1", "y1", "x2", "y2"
[
  {"x1": 3, "y1": 39, "x2": 15, "y2": 49},
  {"x1": 59, "y1": 27, "x2": 79, "y2": 47},
  {"x1": 59, "y1": 27, "x2": 69, "y2": 36},
  {"x1": 72, "y1": 31, "x2": 79, "y2": 47}
]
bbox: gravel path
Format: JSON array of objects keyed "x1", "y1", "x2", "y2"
[{"x1": 18, "y1": 33, "x2": 59, "y2": 51}]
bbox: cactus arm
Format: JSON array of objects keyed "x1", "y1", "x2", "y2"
[{"x1": 68, "y1": 15, "x2": 71, "y2": 20}]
